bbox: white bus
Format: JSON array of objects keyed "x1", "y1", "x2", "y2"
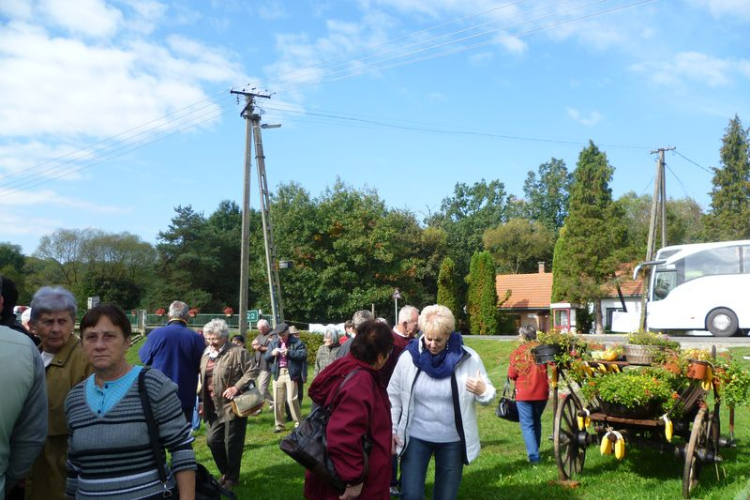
[{"x1": 635, "y1": 239, "x2": 750, "y2": 337}]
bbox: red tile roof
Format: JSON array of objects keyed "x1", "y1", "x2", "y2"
[{"x1": 495, "y1": 272, "x2": 553, "y2": 310}]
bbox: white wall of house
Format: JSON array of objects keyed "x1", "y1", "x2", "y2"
[{"x1": 601, "y1": 297, "x2": 642, "y2": 332}]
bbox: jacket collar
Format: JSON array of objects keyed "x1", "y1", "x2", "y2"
[{"x1": 42, "y1": 334, "x2": 81, "y2": 367}]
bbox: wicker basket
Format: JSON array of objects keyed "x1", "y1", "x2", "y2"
[{"x1": 624, "y1": 344, "x2": 654, "y2": 365}]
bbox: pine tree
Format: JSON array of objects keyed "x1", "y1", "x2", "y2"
[
  {"x1": 705, "y1": 115, "x2": 750, "y2": 240},
  {"x1": 437, "y1": 257, "x2": 461, "y2": 323},
  {"x1": 552, "y1": 141, "x2": 626, "y2": 334},
  {"x1": 466, "y1": 251, "x2": 499, "y2": 334}
]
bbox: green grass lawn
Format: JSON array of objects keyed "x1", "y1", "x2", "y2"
[{"x1": 126, "y1": 338, "x2": 750, "y2": 499}]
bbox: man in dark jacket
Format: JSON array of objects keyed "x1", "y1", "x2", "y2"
[
  {"x1": 263, "y1": 322, "x2": 307, "y2": 432},
  {"x1": 139, "y1": 300, "x2": 205, "y2": 421}
]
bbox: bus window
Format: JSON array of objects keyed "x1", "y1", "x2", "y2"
[
  {"x1": 742, "y1": 245, "x2": 750, "y2": 273},
  {"x1": 683, "y1": 246, "x2": 740, "y2": 281},
  {"x1": 653, "y1": 269, "x2": 677, "y2": 301}
]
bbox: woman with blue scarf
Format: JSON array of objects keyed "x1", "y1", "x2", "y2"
[{"x1": 387, "y1": 305, "x2": 496, "y2": 500}]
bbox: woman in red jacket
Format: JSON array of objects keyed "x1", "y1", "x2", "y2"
[
  {"x1": 507, "y1": 324, "x2": 550, "y2": 464},
  {"x1": 304, "y1": 320, "x2": 394, "y2": 500}
]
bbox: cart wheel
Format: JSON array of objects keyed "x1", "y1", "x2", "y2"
[
  {"x1": 554, "y1": 394, "x2": 587, "y2": 480},
  {"x1": 682, "y1": 408, "x2": 707, "y2": 498}
]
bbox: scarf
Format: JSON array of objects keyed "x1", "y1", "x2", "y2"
[{"x1": 406, "y1": 332, "x2": 465, "y2": 379}]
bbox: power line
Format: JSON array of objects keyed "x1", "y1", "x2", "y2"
[{"x1": 672, "y1": 149, "x2": 712, "y2": 174}]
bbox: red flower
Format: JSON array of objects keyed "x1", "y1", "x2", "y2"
[{"x1": 155, "y1": 308, "x2": 166, "y2": 316}]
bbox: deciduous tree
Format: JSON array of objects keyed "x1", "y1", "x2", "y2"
[{"x1": 482, "y1": 218, "x2": 554, "y2": 274}]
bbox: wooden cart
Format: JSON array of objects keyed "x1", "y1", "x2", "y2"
[{"x1": 551, "y1": 356, "x2": 736, "y2": 499}]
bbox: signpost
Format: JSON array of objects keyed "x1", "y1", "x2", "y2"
[
  {"x1": 393, "y1": 288, "x2": 401, "y2": 326},
  {"x1": 246, "y1": 309, "x2": 259, "y2": 324}
]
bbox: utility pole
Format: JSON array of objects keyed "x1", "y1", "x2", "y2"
[
  {"x1": 231, "y1": 88, "x2": 271, "y2": 335},
  {"x1": 638, "y1": 146, "x2": 675, "y2": 331}
]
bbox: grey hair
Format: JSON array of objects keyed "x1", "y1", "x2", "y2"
[
  {"x1": 418, "y1": 304, "x2": 455, "y2": 337},
  {"x1": 519, "y1": 324, "x2": 537, "y2": 341},
  {"x1": 203, "y1": 318, "x2": 229, "y2": 338},
  {"x1": 398, "y1": 305, "x2": 419, "y2": 324},
  {"x1": 324, "y1": 324, "x2": 340, "y2": 344},
  {"x1": 257, "y1": 319, "x2": 270, "y2": 331},
  {"x1": 352, "y1": 310, "x2": 374, "y2": 328},
  {"x1": 30, "y1": 286, "x2": 77, "y2": 322},
  {"x1": 169, "y1": 301, "x2": 189, "y2": 320}
]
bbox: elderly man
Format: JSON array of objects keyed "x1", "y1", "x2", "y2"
[
  {"x1": 26, "y1": 286, "x2": 92, "y2": 500},
  {"x1": 0, "y1": 279, "x2": 47, "y2": 500},
  {"x1": 251, "y1": 319, "x2": 276, "y2": 412},
  {"x1": 335, "y1": 309, "x2": 374, "y2": 360},
  {"x1": 139, "y1": 300, "x2": 205, "y2": 421},
  {"x1": 263, "y1": 323, "x2": 307, "y2": 433}
]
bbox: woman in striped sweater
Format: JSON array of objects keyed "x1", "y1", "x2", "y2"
[{"x1": 65, "y1": 304, "x2": 196, "y2": 500}]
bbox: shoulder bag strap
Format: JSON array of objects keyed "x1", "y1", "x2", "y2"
[
  {"x1": 503, "y1": 376, "x2": 516, "y2": 399},
  {"x1": 138, "y1": 368, "x2": 172, "y2": 494}
]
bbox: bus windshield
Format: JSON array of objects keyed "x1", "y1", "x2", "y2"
[{"x1": 652, "y1": 245, "x2": 749, "y2": 301}]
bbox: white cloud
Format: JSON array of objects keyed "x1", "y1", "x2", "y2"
[
  {"x1": 468, "y1": 51, "x2": 493, "y2": 66},
  {"x1": 39, "y1": 0, "x2": 123, "y2": 38},
  {"x1": 258, "y1": 0, "x2": 286, "y2": 20},
  {"x1": 631, "y1": 52, "x2": 749, "y2": 88},
  {"x1": 0, "y1": 19, "x2": 245, "y2": 139},
  {"x1": 0, "y1": 187, "x2": 128, "y2": 214},
  {"x1": 689, "y1": 0, "x2": 750, "y2": 21},
  {"x1": 567, "y1": 107, "x2": 602, "y2": 127}
]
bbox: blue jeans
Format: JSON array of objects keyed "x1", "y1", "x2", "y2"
[
  {"x1": 400, "y1": 436, "x2": 464, "y2": 500},
  {"x1": 517, "y1": 400, "x2": 547, "y2": 462}
]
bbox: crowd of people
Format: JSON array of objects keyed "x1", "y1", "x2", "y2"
[{"x1": 0, "y1": 274, "x2": 552, "y2": 500}]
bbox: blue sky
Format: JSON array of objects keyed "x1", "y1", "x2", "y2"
[{"x1": 1, "y1": 0, "x2": 749, "y2": 255}]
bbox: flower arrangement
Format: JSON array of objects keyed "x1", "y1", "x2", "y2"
[
  {"x1": 581, "y1": 369, "x2": 673, "y2": 412},
  {"x1": 712, "y1": 354, "x2": 750, "y2": 409},
  {"x1": 188, "y1": 308, "x2": 199, "y2": 318},
  {"x1": 224, "y1": 306, "x2": 234, "y2": 316},
  {"x1": 627, "y1": 331, "x2": 680, "y2": 350},
  {"x1": 536, "y1": 330, "x2": 590, "y2": 366},
  {"x1": 155, "y1": 307, "x2": 166, "y2": 317}
]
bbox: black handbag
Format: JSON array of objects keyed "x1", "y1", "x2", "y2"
[
  {"x1": 495, "y1": 377, "x2": 519, "y2": 422},
  {"x1": 138, "y1": 368, "x2": 236, "y2": 500},
  {"x1": 279, "y1": 369, "x2": 371, "y2": 492}
]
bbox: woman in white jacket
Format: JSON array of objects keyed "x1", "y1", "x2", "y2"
[{"x1": 387, "y1": 304, "x2": 495, "y2": 500}]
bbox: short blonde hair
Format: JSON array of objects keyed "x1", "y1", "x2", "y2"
[{"x1": 418, "y1": 304, "x2": 455, "y2": 337}]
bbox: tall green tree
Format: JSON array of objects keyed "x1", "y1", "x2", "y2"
[
  {"x1": 482, "y1": 218, "x2": 554, "y2": 274},
  {"x1": 427, "y1": 179, "x2": 508, "y2": 308},
  {"x1": 552, "y1": 141, "x2": 627, "y2": 334},
  {"x1": 436, "y1": 257, "x2": 460, "y2": 322},
  {"x1": 705, "y1": 115, "x2": 750, "y2": 240},
  {"x1": 465, "y1": 251, "x2": 499, "y2": 335},
  {"x1": 523, "y1": 158, "x2": 572, "y2": 232}
]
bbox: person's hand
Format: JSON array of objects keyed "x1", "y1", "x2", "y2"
[
  {"x1": 280, "y1": 347, "x2": 288, "y2": 356},
  {"x1": 197, "y1": 403, "x2": 204, "y2": 417},
  {"x1": 391, "y1": 433, "x2": 403, "y2": 454},
  {"x1": 339, "y1": 483, "x2": 363, "y2": 500},
  {"x1": 252, "y1": 339, "x2": 260, "y2": 351},
  {"x1": 272, "y1": 347, "x2": 281, "y2": 356},
  {"x1": 466, "y1": 369, "x2": 486, "y2": 395},
  {"x1": 223, "y1": 386, "x2": 239, "y2": 400}
]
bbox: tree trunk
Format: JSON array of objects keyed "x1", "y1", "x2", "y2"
[{"x1": 594, "y1": 299, "x2": 604, "y2": 335}]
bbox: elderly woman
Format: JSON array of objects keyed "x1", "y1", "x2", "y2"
[
  {"x1": 198, "y1": 319, "x2": 259, "y2": 491},
  {"x1": 25, "y1": 286, "x2": 92, "y2": 500},
  {"x1": 313, "y1": 324, "x2": 341, "y2": 378},
  {"x1": 508, "y1": 324, "x2": 549, "y2": 464},
  {"x1": 304, "y1": 320, "x2": 394, "y2": 500},
  {"x1": 388, "y1": 304, "x2": 496, "y2": 500},
  {"x1": 65, "y1": 304, "x2": 196, "y2": 500}
]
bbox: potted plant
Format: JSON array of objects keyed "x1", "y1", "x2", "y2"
[
  {"x1": 683, "y1": 348, "x2": 711, "y2": 380},
  {"x1": 712, "y1": 354, "x2": 750, "y2": 409},
  {"x1": 224, "y1": 306, "x2": 234, "y2": 317},
  {"x1": 625, "y1": 331, "x2": 680, "y2": 364},
  {"x1": 581, "y1": 369, "x2": 673, "y2": 418},
  {"x1": 534, "y1": 330, "x2": 589, "y2": 366},
  {"x1": 189, "y1": 308, "x2": 199, "y2": 318},
  {"x1": 155, "y1": 307, "x2": 166, "y2": 317}
]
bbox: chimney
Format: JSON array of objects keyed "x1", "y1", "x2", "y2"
[{"x1": 538, "y1": 261, "x2": 546, "y2": 274}]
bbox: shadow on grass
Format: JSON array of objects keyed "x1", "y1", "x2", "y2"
[{"x1": 461, "y1": 457, "x2": 580, "y2": 500}]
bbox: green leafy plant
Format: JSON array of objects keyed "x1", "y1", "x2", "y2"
[
  {"x1": 627, "y1": 331, "x2": 680, "y2": 350},
  {"x1": 536, "y1": 331, "x2": 590, "y2": 366},
  {"x1": 713, "y1": 354, "x2": 750, "y2": 409},
  {"x1": 581, "y1": 369, "x2": 673, "y2": 410}
]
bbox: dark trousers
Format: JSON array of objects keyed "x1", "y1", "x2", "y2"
[{"x1": 206, "y1": 413, "x2": 248, "y2": 482}]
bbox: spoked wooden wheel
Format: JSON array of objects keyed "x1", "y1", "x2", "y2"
[
  {"x1": 554, "y1": 394, "x2": 587, "y2": 480},
  {"x1": 682, "y1": 408, "x2": 707, "y2": 498}
]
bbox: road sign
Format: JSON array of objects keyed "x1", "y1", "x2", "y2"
[{"x1": 247, "y1": 309, "x2": 259, "y2": 322}]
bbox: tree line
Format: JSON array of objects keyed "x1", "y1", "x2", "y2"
[{"x1": 2, "y1": 115, "x2": 747, "y2": 332}]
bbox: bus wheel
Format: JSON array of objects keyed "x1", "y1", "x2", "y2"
[{"x1": 706, "y1": 308, "x2": 738, "y2": 337}]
